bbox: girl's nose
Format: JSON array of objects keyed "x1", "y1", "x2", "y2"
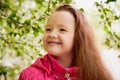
[{"x1": 49, "y1": 30, "x2": 58, "y2": 38}]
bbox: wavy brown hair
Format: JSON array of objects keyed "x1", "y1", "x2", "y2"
[{"x1": 55, "y1": 4, "x2": 113, "y2": 80}]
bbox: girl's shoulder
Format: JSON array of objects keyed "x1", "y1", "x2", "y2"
[{"x1": 18, "y1": 57, "x2": 46, "y2": 80}]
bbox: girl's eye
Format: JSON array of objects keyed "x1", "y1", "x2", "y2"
[
  {"x1": 60, "y1": 29, "x2": 66, "y2": 32},
  {"x1": 45, "y1": 28, "x2": 51, "y2": 31}
]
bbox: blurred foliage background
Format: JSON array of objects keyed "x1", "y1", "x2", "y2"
[{"x1": 0, "y1": 0, "x2": 120, "y2": 80}]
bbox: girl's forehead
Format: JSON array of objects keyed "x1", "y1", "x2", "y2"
[
  {"x1": 45, "y1": 11, "x2": 75, "y2": 31},
  {"x1": 49, "y1": 11, "x2": 73, "y2": 19},
  {"x1": 47, "y1": 11, "x2": 75, "y2": 25}
]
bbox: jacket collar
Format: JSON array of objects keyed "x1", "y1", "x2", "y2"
[{"x1": 32, "y1": 54, "x2": 79, "y2": 77}]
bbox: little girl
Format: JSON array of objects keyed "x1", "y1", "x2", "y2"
[{"x1": 18, "y1": 4, "x2": 113, "y2": 80}]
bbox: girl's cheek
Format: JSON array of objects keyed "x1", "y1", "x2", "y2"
[{"x1": 43, "y1": 35, "x2": 46, "y2": 44}]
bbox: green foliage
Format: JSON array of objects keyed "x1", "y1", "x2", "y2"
[
  {"x1": 105, "y1": 0, "x2": 116, "y2": 4},
  {"x1": 95, "y1": 1, "x2": 120, "y2": 51},
  {"x1": 0, "y1": 0, "x2": 72, "y2": 79}
]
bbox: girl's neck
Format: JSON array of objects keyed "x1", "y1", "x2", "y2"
[{"x1": 54, "y1": 54, "x2": 73, "y2": 68}]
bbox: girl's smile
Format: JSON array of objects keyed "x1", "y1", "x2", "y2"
[{"x1": 47, "y1": 40, "x2": 62, "y2": 45}]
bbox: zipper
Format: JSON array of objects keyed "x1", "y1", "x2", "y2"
[{"x1": 65, "y1": 72, "x2": 70, "y2": 80}]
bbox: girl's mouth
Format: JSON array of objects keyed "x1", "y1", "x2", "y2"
[{"x1": 47, "y1": 41, "x2": 61, "y2": 45}]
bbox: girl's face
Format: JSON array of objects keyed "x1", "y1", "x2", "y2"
[{"x1": 43, "y1": 11, "x2": 75, "y2": 57}]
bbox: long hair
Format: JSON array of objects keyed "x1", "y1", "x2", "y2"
[{"x1": 55, "y1": 4, "x2": 113, "y2": 80}]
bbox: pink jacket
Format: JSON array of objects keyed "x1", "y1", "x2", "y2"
[{"x1": 18, "y1": 54, "x2": 79, "y2": 80}]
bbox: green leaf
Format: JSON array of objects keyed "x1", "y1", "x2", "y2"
[
  {"x1": 108, "y1": 21, "x2": 111, "y2": 26},
  {"x1": 103, "y1": 8, "x2": 107, "y2": 15},
  {"x1": 105, "y1": 38, "x2": 110, "y2": 46},
  {"x1": 17, "y1": 51, "x2": 21, "y2": 56},
  {"x1": 35, "y1": 0, "x2": 44, "y2": 4},
  {"x1": 79, "y1": 8, "x2": 84, "y2": 12},
  {"x1": 104, "y1": 26, "x2": 112, "y2": 35},
  {"x1": 114, "y1": 33, "x2": 120, "y2": 40},
  {"x1": 32, "y1": 27, "x2": 39, "y2": 37},
  {"x1": 104, "y1": 26, "x2": 109, "y2": 31},
  {"x1": 24, "y1": 19, "x2": 31, "y2": 25},
  {"x1": 98, "y1": 9, "x2": 102, "y2": 12},
  {"x1": 100, "y1": 14, "x2": 104, "y2": 19},
  {"x1": 65, "y1": 0, "x2": 72, "y2": 4},
  {"x1": 19, "y1": 0, "x2": 24, "y2": 3},
  {"x1": 118, "y1": 45, "x2": 120, "y2": 49},
  {"x1": 95, "y1": 2, "x2": 99, "y2": 7},
  {"x1": 38, "y1": 53, "x2": 43, "y2": 57},
  {"x1": 0, "y1": 2, "x2": 10, "y2": 9},
  {"x1": 10, "y1": 12, "x2": 16, "y2": 18},
  {"x1": 7, "y1": 19, "x2": 12, "y2": 27},
  {"x1": 9, "y1": 32, "x2": 17, "y2": 37},
  {"x1": 105, "y1": 0, "x2": 116, "y2": 4},
  {"x1": 118, "y1": 55, "x2": 120, "y2": 58},
  {"x1": 114, "y1": 15, "x2": 119, "y2": 20}
]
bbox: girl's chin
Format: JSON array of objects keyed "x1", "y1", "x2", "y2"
[
  {"x1": 47, "y1": 52, "x2": 62, "y2": 56},
  {"x1": 47, "y1": 49, "x2": 61, "y2": 54}
]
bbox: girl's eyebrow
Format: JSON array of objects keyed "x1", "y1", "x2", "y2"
[
  {"x1": 58, "y1": 24, "x2": 68, "y2": 28},
  {"x1": 58, "y1": 24, "x2": 65, "y2": 27},
  {"x1": 58, "y1": 24, "x2": 73, "y2": 30},
  {"x1": 45, "y1": 24, "x2": 70, "y2": 29},
  {"x1": 46, "y1": 24, "x2": 65, "y2": 28},
  {"x1": 45, "y1": 24, "x2": 52, "y2": 28}
]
